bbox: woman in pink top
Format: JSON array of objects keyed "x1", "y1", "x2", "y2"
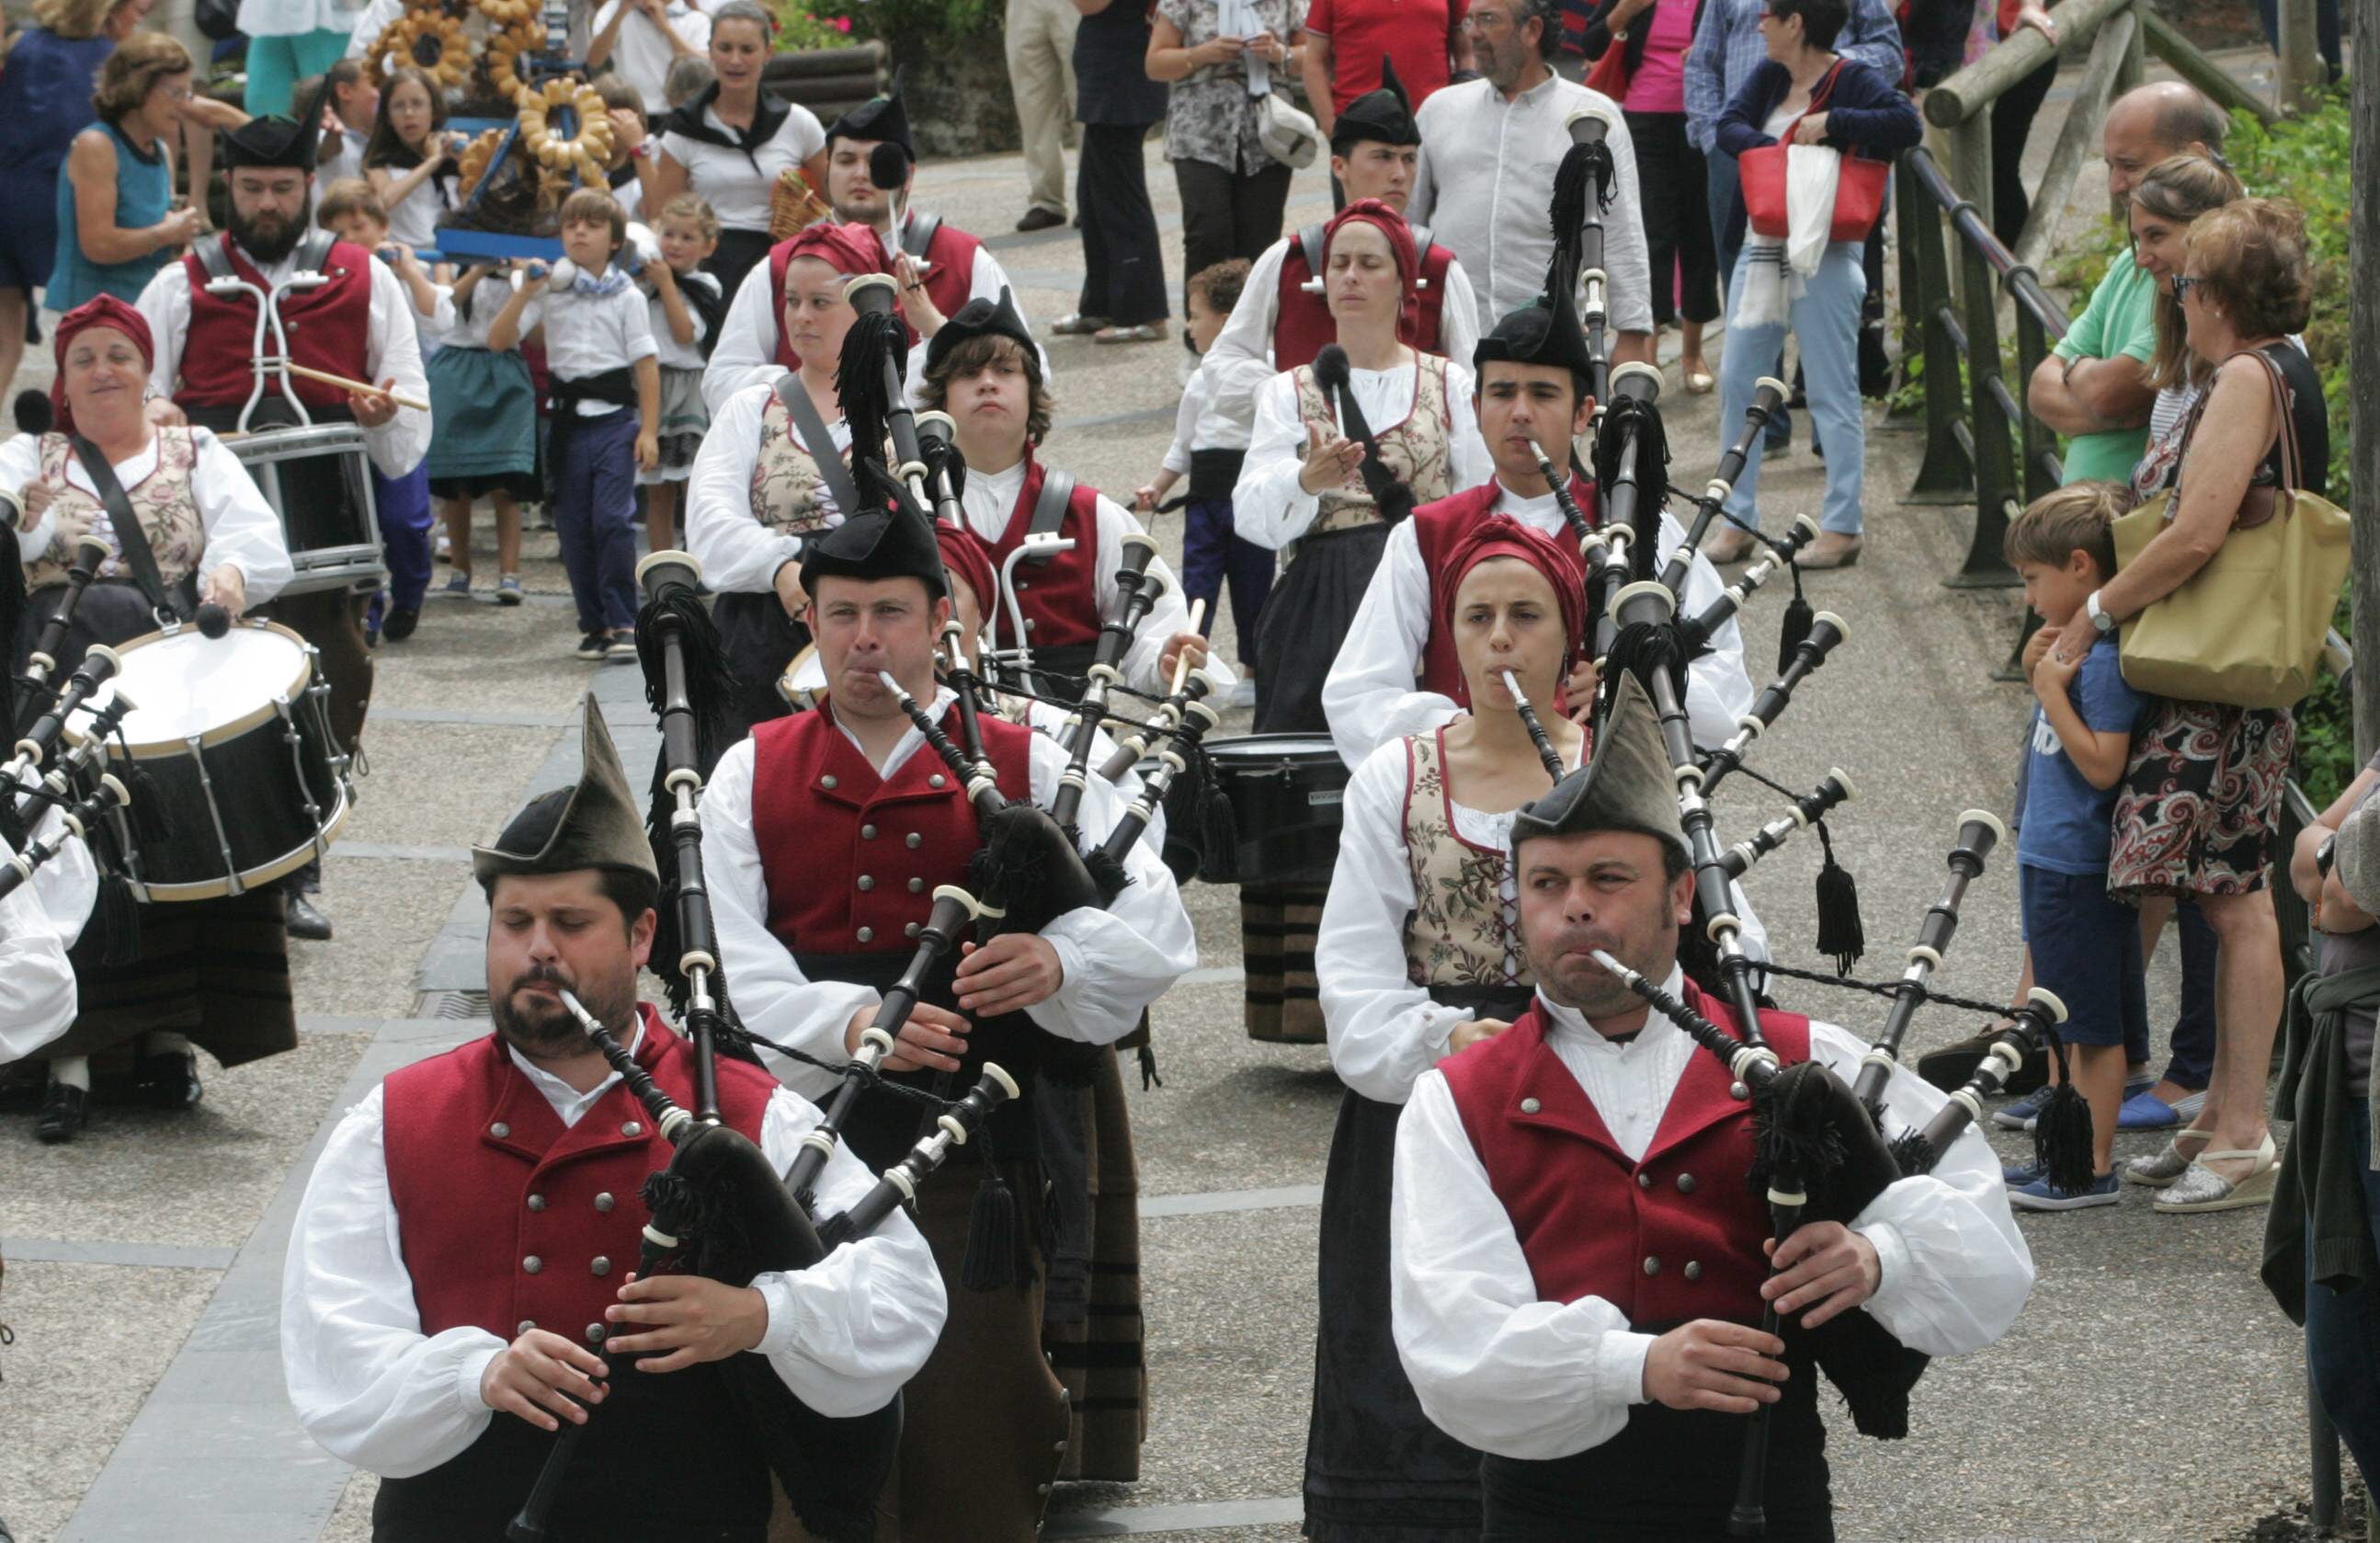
[{"x1": 1577, "y1": 0, "x2": 1717, "y2": 390}]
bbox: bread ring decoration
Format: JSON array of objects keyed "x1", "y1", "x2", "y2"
[
  {"x1": 515, "y1": 78, "x2": 617, "y2": 186},
  {"x1": 456, "y1": 128, "x2": 508, "y2": 200},
  {"x1": 483, "y1": 14, "x2": 544, "y2": 98},
  {"x1": 370, "y1": 8, "x2": 470, "y2": 90}
]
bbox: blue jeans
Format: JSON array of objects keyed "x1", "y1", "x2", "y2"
[
  {"x1": 1719, "y1": 240, "x2": 1866, "y2": 535},
  {"x1": 2306, "y1": 1102, "x2": 2380, "y2": 1487},
  {"x1": 1178, "y1": 497, "x2": 1273, "y2": 665},
  {"x1": 553, "y1": 407, "x2": 641, "y2": 634},
  {"x1": 1705, "y1": 148, "x2": 1792, "y2": 446}
]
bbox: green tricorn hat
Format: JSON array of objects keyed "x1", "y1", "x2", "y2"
[
  {"x1": 1509, "y1": 673, "x2": 1688, "y2": 861},
  {"x1": 473, "y1": 695, "x2": 659, "y2": 886}
]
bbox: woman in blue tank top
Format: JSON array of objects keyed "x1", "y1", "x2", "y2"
[{"x1": 50, "y1": 31, "x2": 205, "y2": 316}]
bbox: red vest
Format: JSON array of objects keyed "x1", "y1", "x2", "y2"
[
  {"x1": 381, "y1": 1007, "x2": 779, "y2": 1344},
  {"x1": 985, "y1": 455, "x2": 1108, "y2": 653},
  {"x1": 1409, "y1": 475, "x2": 1599, "y2": 705},
  {"x1": 746, "y1": 698, "x2": 1035, "y2": 956},
  {"x1": 1275, "y1": 234, "x2": 1457, "y2": 372},
  {"x1": 764, "y1": 212, "x2": 977, "y2": 369},
  {"x1": 1440, "y1": 982, "x2": 1812, "y2": 1327},
  {"x1": 177, "y1": 235, "x2": 375, "y2": 409}
]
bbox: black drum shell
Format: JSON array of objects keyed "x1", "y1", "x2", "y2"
[{"x1": 1201, "y1": 733, "x2": 1349, "y2": 887}]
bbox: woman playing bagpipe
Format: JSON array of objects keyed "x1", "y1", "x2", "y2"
[
  {"x1": 1231, "y1": 198, "x2": 1492, "y2": 1044},
  {"x1": 1, "y1": 294, "x2": 294, "y2": 1143},
  {"x1": 684, "y1": 221, "x2": 933, "y2": 737},
  {"x1": 697, "y1": 497, "x2": 1198, "y2": 1540},
  {"x1": 279, "y1": 697, "x2": 947, "y2": 1543},
  {"x1": 1305, "y1": 515, "x2": 1585, "y2": 1541},
  {"x1": 1385, "y1": 678, "x2": 2033, "y2": 1542}
]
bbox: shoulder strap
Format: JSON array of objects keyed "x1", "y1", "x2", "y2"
[
  {"x1": 1409, "y1": 223, "x2": 1432, "y2": 253},
  {"x1": 775, "y1": 374, "x2": 867, "y2": 520},
  {"x1": 1022, "y1": 466, "x2": 1076, "y2": 562},
  {"x1": 295, "y1": 227, "x2": 337, "y2": 273},
  {"x1": 2245, "y1": 345, "x2": 2306, "y2": 494},
  {"x1": 901, "y1": 211, "x2": 943, "y2": 258},
  {"x1": 1299, "y1": 222, "x2": 1327, "y2": 278},
  {"x1": 70, "y1": 434, "x2": 180, "y2": 619},
  {"x1": 194, "y1": 234, "x2": 237, "y2": 283}
]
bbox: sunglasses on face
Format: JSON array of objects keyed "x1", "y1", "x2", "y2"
[{"x1": 2172, "y1": 273, "x2": 2203, "y2": 302}]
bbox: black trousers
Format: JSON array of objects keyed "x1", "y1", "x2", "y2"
[
  {"x1": 1987, "y1": 56, "x2": 2057, "y2": 248},
  {"x1": 1624, "y1": 109, "x2": 1720, "y2": 328},
  {"x1": 1173, "y1": 154, "x2": 1292, "y2": 317},
  {"x1": 1076, "y1": 122, "x2": 1171, "y2": 326}
]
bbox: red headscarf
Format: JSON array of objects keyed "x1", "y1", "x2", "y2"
[
  {"x1": 1323, "y1": 198, "x2": 1421, "y2": 343},
  {"x1": 933, "y1": 520, "x2": 996, "y2": 618},
  {"x1": 772, "y1": 220, "x2": 914, "y2": 360},
  {"x1": 51, "y1": 295, "x2": 154, "y2": 439},
  {"x1": 1437, "y1": 514, "x2": 1589, "y2": 682}
]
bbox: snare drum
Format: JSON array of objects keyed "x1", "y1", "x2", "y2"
[
  {"x1": 1200, "y1": 734, "x2": 1349, "y2": 886},
  {"x1": 231, "y1": 424, "x2": 383, "y2": 599},
  {"x1": 69, "y1": 620, "x2": 353, "y2": 902}
]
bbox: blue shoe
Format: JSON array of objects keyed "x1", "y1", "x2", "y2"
[
  {"x1": 2117, "y1": 1088, "x2": 2180, "y2": 1131},
  {"x1": 2008, "y1": 1170, "x2": 2121, "y2": 1211},
  {"x1": 2001, "y1": 1160, "x2": 2044, "y2": 1186},
  {"x1": 1992, "y1": 1087, "x2": 2050, "y2": 1131}
]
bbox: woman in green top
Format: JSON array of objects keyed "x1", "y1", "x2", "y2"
[{"x1": 49, "y1": 33, "x2": 212, "y2": 313}]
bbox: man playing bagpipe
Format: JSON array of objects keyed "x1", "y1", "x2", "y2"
[
  {"x1": 699, "y1": 500, "x2": 1198, "y2": 1540},
  {"x1": 1388, "y1": 677, "x2": 2033, "y2": 1541},
  {"x1": 279, "y1": 697, "x2": 945, "y2": 1543}
]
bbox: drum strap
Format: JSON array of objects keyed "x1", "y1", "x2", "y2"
[
  {"x1": 70, "y1": 435, "x2": 183, "y2": 621},
  {"x1": 777, "y1": 374, "x2": 866, "y2": 525},
  {"x1": 1021, "y1": 468, "x2": 1075, "y2": 564}
]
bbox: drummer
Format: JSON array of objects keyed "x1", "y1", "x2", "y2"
[
  {"x1": 1228, "y1": 199, "x2": 1490, "y2": 1043},
  {"x1": 136, "y1": 92, "x2": 430, "y2": 943},
  {"x1": 0, "y1": 294, "x2": 294, "y2": 1144},
  {"x1": 684, "y1": 221, "x2": 929, "y2": 736},
  {"x1": 1306, "y1": 515, "x2": 1585, "y2": 1539}
]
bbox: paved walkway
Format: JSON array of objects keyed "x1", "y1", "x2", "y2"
[{"x1": 0, "y1": 46, "x2": 2333, "y2": 1543}]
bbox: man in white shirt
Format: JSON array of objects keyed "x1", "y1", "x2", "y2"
[
  {"x1": 1388, "y1": 679, "x2": 2033, "y2": 1538},
  {"x1": 701, "y1": 83, "x2": 1042, "y2": 416},
  {"x1": 280, "y1": 698, "x2": 946, "y2": 1543},
  {"x1": 590, "y1": 0, "x2": 713, "y2": 115},
  {"x1": 1408, "y1": 0, "x2": 1655, "y2": 361}
]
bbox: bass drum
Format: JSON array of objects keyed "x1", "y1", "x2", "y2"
[
  {"x1": 69, "y1": 619, "x2": 352, "y2": 901},
  {"x1": 1199, "y1": 733, "x2": 1349, "y2": 887}
]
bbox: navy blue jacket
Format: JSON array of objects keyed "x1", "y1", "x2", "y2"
[{"x1": 1714, "y1": 56, "x2": 1921, "y2": 161}]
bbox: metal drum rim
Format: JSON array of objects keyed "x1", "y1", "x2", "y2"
[
  {"x1": 61, "y1": 619, "x2": 315, "y2": 759},
  {"x1": 120, "y1": 792, "x2": 352, "y2": 903}
]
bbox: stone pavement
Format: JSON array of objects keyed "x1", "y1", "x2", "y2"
[{"x1": 0, "y1": 48, "x2": 2329, "y2": 1543}]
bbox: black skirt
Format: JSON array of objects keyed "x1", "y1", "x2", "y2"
[{"x1": 1254, "y1": 522, "x2": 1390, "y2": 736}]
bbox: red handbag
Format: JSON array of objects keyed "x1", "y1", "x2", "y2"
[
  {"x1": 1584, "y1": 35, "x2": 1632, "y2": 98},
  {"x1": 1737, "y1": 62, "x2": 1891, "y2": 243}
]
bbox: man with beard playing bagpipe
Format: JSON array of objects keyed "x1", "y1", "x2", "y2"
[
  {"x1": 134, "y1": 86, "x2": 431, "y2": 943},
  {"x1": 698, "y1": 497, "x2": 1198, "y2": 1540},
  {"x1": 279, "y1": 696, "x2": 947, "y2": 1543},
  {"x1": 1386, "y1": 677, "x2": 2033, "y2": 1541}
]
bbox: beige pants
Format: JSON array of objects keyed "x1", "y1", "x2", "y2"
[{"x1": 1005, "y1": 0, "x2": 1080, "y2": 216}]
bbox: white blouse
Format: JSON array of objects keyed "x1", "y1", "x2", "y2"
[
  {"x1": 0, "y1": 428, "x2": 294, "y2": 605},
  {"x1": 683, "y1": 380, "x2": 853, "y2": 596},
  {"x1": 1233, "y1": 360, "x2": 1495, "y2": 549},
  {"x1": 280, "y1": 1024, "x2": 948, "y2": 1478},
  {"x1": 1390, "y1": 977, "x2": 2036, "y2": 1461},
  {"x1": 659, "y1": 102, "x2": 828, "y2": 234}
]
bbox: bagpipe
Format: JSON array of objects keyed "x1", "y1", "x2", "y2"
[
  {"x1": 1499, "y1": 669, "x2": 1567, "y2": 783},
  {"x1": 1560, "y1": 104, "x2": 1620, "y2": 412},
  {"x1": 1049, "y1": 531, "x2": 1165, "y2": 831}
]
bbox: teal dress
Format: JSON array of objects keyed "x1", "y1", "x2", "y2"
[{"x1": 49, "y1": 121, "x2": 172, "y2": 312}]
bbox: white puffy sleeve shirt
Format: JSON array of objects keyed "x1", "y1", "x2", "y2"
[
  {"x1": 684, "y1": 382, "x2": 852, "y2": 597},
  {"x1": 1233, "y1": 361, "x2": 1493, "y2": 549},
  {"x1": 0, "y1": 428, "x2": 295, "y2": 606},
  {"x1": 1390, "y1": 983, "x2": 2034, "y2": 1461},
  {"x1": 699, "y1": 691, "x2": 1199, "y2": 1103},
  {"x1": 0, "y1": 774, "x2": 97, "y2": 1066},
  {"x1": 280, "y1": 1040, "x2": 947, "y2": 1478},
  {"x1": 138, "y1": 248, "x2": 433, "y2": 479}
]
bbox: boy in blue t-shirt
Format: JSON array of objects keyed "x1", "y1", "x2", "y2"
[{"x1": 2007, "y1": 482, "x2": 2150, "y2": 1209}]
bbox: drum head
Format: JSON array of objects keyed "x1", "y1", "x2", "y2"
[
  {"x1": 1203, "y1": 733, "x2": 1341, "y2": 768},
  {"x1": 85, "y1": 620, "x2": 314, "y2": 753}
]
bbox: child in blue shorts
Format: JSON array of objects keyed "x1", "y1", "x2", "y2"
[{"x1": 2007, "y1": 481, "x2": 2150, "y2": 1209}]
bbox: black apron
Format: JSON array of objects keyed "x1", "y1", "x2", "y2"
[
  {"x1": 1253, "y1": 522, "x2": 1390, "y2": 736},
  {"x1": 1304, "y1": 984, "x2": 1532, "y2": 1542},
  {"x1": 712, "y1": 589, "x2": 809, "y2": 738}
]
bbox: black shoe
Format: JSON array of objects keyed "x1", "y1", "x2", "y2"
[
  {"x1": 37, "y1": 1082, "x2": 86, "y2": 1143},
  {"x1": 574, "y1": 631, "x2": 609, "y2": 660},
  {"x1": 381, "y1": 606, "x2": 419, "y2": 642},
  {"x1": 286, "y1": 890, "x2": 334, "y2": 942},
  {"x1": 14, "y1": 388, "x2": 51, "y2": 436},
  {"x1": 133, "y1": 1052, "x2": 202, "y2": 1111},
  {"x1": 1015, "y1": 207, "x2": 1065, "y2": 233},
  {"x1": 1916, "y1": 1026, "x2": 2047, "y2": 1096}
]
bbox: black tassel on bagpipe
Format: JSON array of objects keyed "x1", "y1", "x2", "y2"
[
  {"x1": 834, "y1": 304, "x2": 909, "y2": 475},
  {"x1": 1812, "y1": 820, "x2": 1863, "y2": 977},
  {"x1": 1777, "y1": 559, "x2": 1814, "y2": 674}
]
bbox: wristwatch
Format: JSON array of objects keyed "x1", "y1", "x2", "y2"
[{"x1": 2085, "y1": 589, "x2": 2115, "y2": 634}]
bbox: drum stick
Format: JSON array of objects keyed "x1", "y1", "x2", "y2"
[
  {"x1": 1170, "y1": 599, "x2": 1207, "y2": 695},
  {"x1": 278, "y1": 362, "x2": 432, "y2": 414}
]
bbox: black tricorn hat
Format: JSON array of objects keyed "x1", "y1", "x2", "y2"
[
  {"x1": 923, "y1": 285, "x2": 1036, "y2": 379},
  {"x1": 473, "y1": 696, "x2": 659, "y2": 886},
  {"x1": 1509, "y1": 675, "x2": 1688, "y2": 859},
  {"x1": 826, "y1": 67, "x2": 914, "y2": 160},
  {"x1": 800, "y1": 502, "x2": 948, "y2": 603},
  {"x1": 1330, "y1": 55, "x2": 1418, "y2": 153},
  {"x1": 222, "y1": 74, "x2": 333, "y2": 172}
]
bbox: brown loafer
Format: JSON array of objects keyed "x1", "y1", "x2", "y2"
[
  {"x1": 1798, "y1": 531, "x2": 1862, "y2": 569},
  {"x1": 1699, "y1": 527, "x2": 1758, "y2": 565}
]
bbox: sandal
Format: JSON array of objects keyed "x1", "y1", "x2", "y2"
[
  {"x1": 2151, "y1": 1130, "x2": 2280, "y2": 1213},
  {"x1": 2123, "y1": 1126, "x2": 2215, "y2": 1188},
  {"x1": 1094, "y1": 322, "x2": 1167, "y2": 345},
  {"x1": 1050, "y1": 313, "x2": 1110, "y2": 336},
  {"x1": 1683, "y1": 366, "x2": 1715, "y2": 394}
]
